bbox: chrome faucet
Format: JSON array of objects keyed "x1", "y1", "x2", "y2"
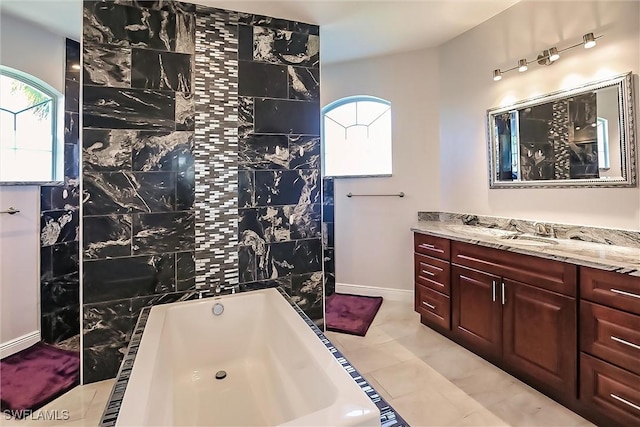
[{"x1": 196, "y1": 283, "x2": 240, "y2": 299}]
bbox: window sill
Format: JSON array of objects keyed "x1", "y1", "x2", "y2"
[{"x1": 0, "y1": 181, "x2": 64, "y2": 187}]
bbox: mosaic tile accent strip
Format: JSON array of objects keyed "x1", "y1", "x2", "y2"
[
  {"x1": 193, "y1": 7, "x2": 239, "y2": 288},
  {"x1": 100, "y1": 288, "x2": 407, "y2": 427},
  {"x1": 552, "y1": 101, "x2": 570, "y2": 179}
]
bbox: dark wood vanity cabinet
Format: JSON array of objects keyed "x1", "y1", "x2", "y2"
[{"x1": 413, "y1": 234, "x2": 451, "y2": 330}]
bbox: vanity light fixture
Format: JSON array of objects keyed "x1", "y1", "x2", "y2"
[{"x1": 492, "y1": 32, "x2": 603, "y2": 81}]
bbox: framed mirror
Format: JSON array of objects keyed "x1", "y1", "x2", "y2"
[{"x1": 487, "y1": 72, "x2": 636, "y2": 188}]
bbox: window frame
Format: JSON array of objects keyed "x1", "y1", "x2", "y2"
[
  {"x1": 0, "y1": 66, "x2": 60, "y2": 183},
  {"x1": 322, "y1": 95, "x2": 393, "y2": 178}
]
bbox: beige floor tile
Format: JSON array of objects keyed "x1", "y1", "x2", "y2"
[
  {"x1": 393, "y1": 326, "x2": 459, "y2": 359},
  {"x1": 421, "y1": 343, "x2": 488, "y2": 381},
  {"x1": 341, "y1": 343, "x2": 409, "y2": 374},
  {"x1": 361, "y1": 375, "x2": 395, "y2": 404},
  {"x1": 370, "y1": 357, "x2": 453, "y2": 399},
  {"x1": 371, "y1": 301, "x2": 417, "y2": 326},
  {"x1": 447, "y1": 408, "x2": 511, "y2": 426},
  {"x1": 391, "y1": 389, "x2": 465, "y2": 426}
]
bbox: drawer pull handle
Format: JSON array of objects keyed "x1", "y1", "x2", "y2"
[
  {"x1": 610, "y1": 394, "x2": 640, "y2": 412},
  {"x1": 421, "y1": 269, "x2": 436, "y2": 277},
  {"x1": 501, "y1": 281, "x2": 506, "y2": 305},
  {"x1": 611, "y1": 336, "x2": 640, "y2": 351},
  {"x1": 492, "y1": 280, "x2": 496, "y2": 302},
  {"x1": 610, "y1": 288, "x2": 640, "y2": 299},
  {"x1": 418, "y1": 243, "x2": 436, "y2": 250},
  {"x1": 422, "y1": 301, "x2": 436, "y2": 310}
]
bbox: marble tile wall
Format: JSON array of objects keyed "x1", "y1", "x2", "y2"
[
  {"x1": 323, "y1": 177, "x2": 335, "y2": 297},
  {"x1": 82, "y1": 0, "x2": 196, "y2": 383},
  {"x1": 236, "y1": 14, "x2": 323, "y2": 327},
  {"x1": 39, "y1": 38, "x2": 81, "y2": 346}
]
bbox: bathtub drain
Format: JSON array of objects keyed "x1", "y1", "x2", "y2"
[{"x1": 215, "y1": 370, "x2": 227, "y2": 380}]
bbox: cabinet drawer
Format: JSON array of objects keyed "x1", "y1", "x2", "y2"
[
  {"x1": 415, "y1": 284, "x2": 450, "y2": 330},
  {"x1": 581, "y1": 267, "x2": 640, "y2": 315},
  {"x1": 580, "y1": 353, "x2": 640, "y2": 427},
  {"x1": 414, "y1": 253, "x2": 450, "y2": 295},
  {"x1": 581, "y1": 301, "x2": 640, "y2": 376},
  {"x1": 414, "y1": 233, "x2": 450, "y2": 260}
]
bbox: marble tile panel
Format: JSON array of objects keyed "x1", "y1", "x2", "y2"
[
  {"x1": 322, "y1": 221, "x2": 335, "y2": 248},
  {"x1": 288, "y1": 22, "x2": 320, "y2": 36},
  {"x1": 83, "y1": 214, "x2": 132, "y2": 259},
  {"x1": 83, "y1": 343, "x2": 126, "y2": 384},
  {"x1": 238, "y1": 13, "x2": 290, "y2": 31},
  {"x1": 130, "y1": 291, "x2": 193, "y2": 321},
  {"x1": 176, "y1": 251, "x2": 195, "y2": 291},
  {"x1": 52, "y1": 241, "x2": 80, "y2": 276},
  {"x1": 83, "y1": 129, "x2": 133, "y2": 172},
  {"x1": 324, "y1": 247, "x2": 335, "y2": 274},
  {"x1": 239, "y1": 277, "x2": 290, "y2": 291},
  {"x1": 239, "y1": 245, "x2": 257, "y2": 283},
  {"x1": 262, "y1": 238, "x2": 322, "y2": 278},
  {"x1": 254, "y1": 98, "x2": 320, "y2": 135},
  {"x1": 66, "y1": 38, "x2": 81, "y2": 82},
  {"x1": 40, "y1": 186, "x2": 54, "y2": 211},
  {"x1": 239, "y1": 206, "x2": 291, "y2": 243},
  {"x1": 131, "y1": 130, "x2": 194, "y2": 171},
  {"x1": 40, "y1": 245, "x2": 53, "y2": 280},
  {"x1": 83, "y1": 254, "x2": 175, "y2": 303},
  {"x1": 132, "y1": 211, "x2": 195, "y2": 255},
  {"x1": 322, "y1": 177, "x2": 334, "y2": 203},
  {"x1": 82, "y1": 171, "x2": 176, "y2": 215},
  {"x1": 175, "y1": 92, "x2": 195, "y2": 130},
  {"x1": 253, "y1": 26, "x2": 319, "y2": 68},
  {"x1": 322, "y1": 204, "x2": 334, "y2": 223},
  {"x1": 41, "y1": 306, "x2": 80, "y2": 344},
  {"x1": 288, "y1": 66, "x2": 319, "y2": 101},
  {"x1": 174, "y1": 7, "x2": 196, "y2": 54},
  {"x1": 290, "y1": 271, "x2": 323, "y2": 325},
  {"x1": 131, "y1": 48, "x2": 192, "y2": 91},
  {"x1": 239, "y1": 134, "x2": 289, "y2": 170},
  {"x1": 50, "y1": 184, "x2": 81, "y2": 210},
  {"x1": 238, "y1": 24, "x2": 253, "y2": 61},
  {"x1": 177, "y1": 167, "x2": 195, "y2": 210},
  {"x1": 83, "y1": 300, "x2": 132, "y2": 347},
  {"x1": 324, "y1": 270, "x2": 336, "y2": 296},
  {"x1": 238, "y1": 60, "x2": 287, "y2": 98},
  {"x1": 83, "y1": 44, "x2": 131, "y2": 87},
  {"x1": 289, "y1": 203, "x2": 321, "y2": 239},
  {"x1": 65, "y1": 112, "x2": 80, "y2": 145},
  {"x1": 238, "y1": 96, "x2": 254, "y2": 138},
  {"x1": 255, "y1": 169, "x2": 319, "y2": 207},
  {"x1": 65, "y1": 143, "x2": 80, "y2": 181},
  {"x1": 41, "y1": 272, "x2": 80, "y2": 315},
  {"x1": 83, "y1": 86, "x2": 175, "y2": 130},
  {"x1": 131, "y1": 1, "x2": 196, "y2": 14},
  {"x1": 65, "y1": 79, "x2": 80, "y2": 113},
  {"x1": 41, "y1": 209, "x2": 79, "y2": 247},
  {"x1": 238, "y1": 170, "x2": 255, "y2": 208},
  {"x1": 289, "y1": 135, "x2": 320, "y2": 169}
]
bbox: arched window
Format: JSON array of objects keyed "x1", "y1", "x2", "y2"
[
  {"x1": 0, "y1": 68, "x2": 59, "y2": 182},
  {"x1": 322, "y1": 96, "x2": 392, "y2": 177}
]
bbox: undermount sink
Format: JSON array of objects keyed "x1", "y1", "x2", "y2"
[
  {"x1": 445, "y1": 224, "x2": 519, "y2": 238},
  {"x1": 499, "y1": 234, "x2": 560, "y2": 246}
]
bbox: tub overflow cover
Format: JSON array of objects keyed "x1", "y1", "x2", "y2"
[
  {"x1": 215, "y1": 371, "x2": 227, "y2": 380},
  {"x1": 212, "y1": 303, "x2": 224, "y2": 316}
]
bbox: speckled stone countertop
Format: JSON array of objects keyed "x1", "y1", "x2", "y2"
[{"x1": 412, "y1": 212, "x2": 640, "y2": 277}]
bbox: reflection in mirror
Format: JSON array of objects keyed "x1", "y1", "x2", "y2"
[{"x1": 488, "y1": 72, "x2": 636, "y2": 188}]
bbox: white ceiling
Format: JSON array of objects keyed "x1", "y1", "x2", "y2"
[{"x1": 1, "y1": 0, "x2": 519, "y2": 65}]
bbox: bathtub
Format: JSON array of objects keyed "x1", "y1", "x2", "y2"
[{"x1": 115, "y1": 288, "x2": 380, "y2": 426}]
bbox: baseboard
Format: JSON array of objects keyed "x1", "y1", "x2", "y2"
[
  {"x1": 335, "y1": 283, "x2": 414, "y2": 303},
  {"x1": 0, "y1": 331, "x2": 40, "y2": 359}
]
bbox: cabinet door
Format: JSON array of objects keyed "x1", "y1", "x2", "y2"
[
  {"x1": 502, "y1": 279, "x2": 577, "y2": 400},
  {"x1": 452, "y1": 265, "x2": 502, "y2": 360}
]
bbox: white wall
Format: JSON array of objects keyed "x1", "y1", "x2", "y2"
[
  {"x1": 0, "y1": 187, "x2": 40, "y2": 351},
  {"x1": 0, "y1": 10, "x2": 65, "y2": 93},
  {"x1": 439, "y1": 0, "x2": 640, "y2": 230},
  {"x1": 321, "y1": 48, "x2": 441, "y2": 291}
]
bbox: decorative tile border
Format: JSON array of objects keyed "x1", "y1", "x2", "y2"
[{"x1": 100, "y1": 288, "x2": 408, "y2": 426}]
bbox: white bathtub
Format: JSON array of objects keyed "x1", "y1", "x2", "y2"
[{"x1": 116, "y1": 288, "x2": 380, "y2": 426}]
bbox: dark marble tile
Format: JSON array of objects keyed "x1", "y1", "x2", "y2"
[
  {"x1": 83, "y1": 44, "x2": 131, "y2": 87},
  {"x1": 83, "y1": 171, "x2": 176, "y2": 215},
  {"x1": 239, "y1": 245, "x2": 256, "y2": 283},
  {"x1": 255, "y1": 169, "x2": 319, "y2": 207},
  {"x1": 253, "y1": 27, "x2": 319, "y2": 68},
  {"x1": 239, "y1": 206, "x2": 291, "y2": 243},
  {"x1": 324, "y1": 271, "x2": 335, "y2": 297},
  {"x1": 324, "y1": 248, "x2": 334, "y2": 274},
  {"x1": 130, "y1": 291, "x2": 193, "y2": 321},
  {"x1": 65, "y1": 38, "x2": 81, "y2": 82},
  {"x1": 41, "y1": 186, "x2": 54, "y2": 211},
  {"x1": 40, "y1": 246, "x2": 53, "y2": 280},
  {"x1": 322, "y1": 177, "x2": 334, "y2": 205},
  {"x1": 83, "y1": 343, "x2": 125, "y2": 384},
  {"x1": 65, "y1": 79, "x2": 80, "y2": 113},
  {"x1": 238, "y1": 96, "x2": 254, "y2": 139},
  {"x1": 41, "y1": 209, "x2": 78, "y2": 247},
  {"x1": 322, "y1": 203, "x2": 334, "y2": 223},
  {"x1": 83, "y1": 129, "x2": 133, "y2": 172},
  {"x1": 290, "y1": 203, "x2": 321, "y2": 239},
  {"x1": 322, "y1": 221, "x2": 334, "y2": 248},
  {"x1": 239, "y1": 134, "x2": 289, "y2": 170},
  {"x1": 176, "y1": 251, "x2": 195, "y2": 291},
  {"x1": 238, "y1": 24, "x2": 253, "y2": 61},
  {"x1": 290, "y1": 271, "x2": 323, "y2": 323},
  {"x1": 52, "y1": 241, "x2": 80, "y2": 277},
  {"x1": 131, "y1": 131, "x2": 193, "y2": 171},
  {"x1": 261, "y1": 238, "x2": 322, "y2": 278},
  {"x1": 64, "y1": 143, "x2": 80, "y2": 181},
  {"x1": 41, "y1": 274, "x2": 79, "y2": 315},
  {"x1": 292, "y1": 238, "x2": 322, "y2": 275},
  {"x1": 173, "y1": 7, "x2": 195, "y2": 54},
  {"x1": 131, "y1": 48, "x2": 192, "y2": 91},
  {"x1": 289, "y1": 135, "x2": 320, "y2": 169},
  {"x1": 83, "y1": 214, "x2": 132, "y2": 259},
  {"x1": 288, "y1": 67, "x2": 319, "y2": 101},
  {"x1": 238, "y1": 13, "x2": 290, "y2": 31},
  {"x1": 238, "y1": 60, "x2": 287, "y2": 98},
  {"x1": 83, "y1": 86, "x2": 175, "y2": 130},
  {"x1": 288, "y1": 22, "x2": 320, "y2": 36},
  {"x1": 132, "y1": 211, "x2": 195, "y2": 255},
  {"x1": 83, "y1": 300, "x2": 132, "y2": 347},
  {"x1": 177, "y1": 167, "x2": 195, "y2": 211},
  {"x1": 41, "y1": 306, "x2": 80, "y2": 344},
  {"x1": 51, "y1": 184, "x2": 80, "y2": 210},
  {"x1": 131, "y1": 1, "x2": 196, "y2": 13},
  {"x1": 238, "y1": 170, "x2": 254, "y2": 208},
  {"x1": 83, "y1": 254, "x2": 175, "y2": 303},
  {"x1": 64, "y1": 113, "x2": 79, "y2": 145},
  {"x1": 175, "y1": 92, "x2": 194, "y2": 130},
  {"x1": 254, "y1": 98, "x2": 320, "y2": 135},
  {"x1": 239, "y1": 277, "x2": 289, "y2": 292}
]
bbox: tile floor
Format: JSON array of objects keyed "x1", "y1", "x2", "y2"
[{"x1": 2, "y1": 299, "x2": 595, "y2": 426}]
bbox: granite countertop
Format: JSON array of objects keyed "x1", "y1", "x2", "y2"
[{"x1": 412, "y1": 219, "x2": 640, "y2": 277}]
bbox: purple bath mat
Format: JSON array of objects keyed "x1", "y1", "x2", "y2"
[
  {"x1": 326, "y1": 293, "x2": 383, "y2": 336},
  {"x1": 1, "y1": 342, "x2": 79, "y2": 417}
]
